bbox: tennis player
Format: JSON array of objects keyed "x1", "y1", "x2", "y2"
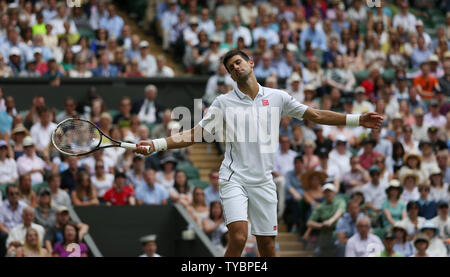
[{"x1": 135, "y1": 50, "x2": 383, "y2": 257}]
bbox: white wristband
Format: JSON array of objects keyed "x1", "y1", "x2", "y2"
[
  {"x1": 346, "y1": 114, "x2": 360, "y2": 127},
  {"x1": 152, "y1": 138, "x2": 168, "y2": 152}
]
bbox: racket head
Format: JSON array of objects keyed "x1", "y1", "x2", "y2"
[{"x1": 52, "y1": 118, "x2": 105, "y2": 156}]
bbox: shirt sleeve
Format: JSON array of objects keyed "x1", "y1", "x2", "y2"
[
  {"x1": 198, "y1": 97, "x2": 223, "y2": 135},
  {"x1": 345, "y1": 238, "x2": 356, "y2": 257},
  {"x1": 281, "y1": 90, "x2": 308, "y2": 120},
  {"x1": 308, "y1": 206, "x2": 321, "y2": 222}
]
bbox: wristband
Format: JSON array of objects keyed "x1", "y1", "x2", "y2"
[
  {"x1": 346, "y1": 114, "x2": 360, "y2": 127},
  {"x1": 152, "y1": 138, "x2": 168, "y2": 152}
]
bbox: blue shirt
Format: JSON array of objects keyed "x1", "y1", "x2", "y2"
[
  {"x1": 92, "y1": 65, "x2": 119, "y2": 77},
  {"x1": 393, "y1": 241, "x2": 414, "y2": 257},
  {"x1": 0, "y1": 110, "x2": 13, "y2": 134},
  {"x1": 204, "y1": 186, "x2": 220, "y2": 206},
  {"x1": 335, "y1": 212, "x2": 364, "y2": 242},
  {"x1": 410, "y1": 48, "x2": 432, "y2": 69},
  {"x1": 299, "y1": 27, "x2": 327, "y2": 51},
  {"x1": 284, "y1": 170, "x2": 304, "y2": 201},
  {"x1": 418, "y1": 198, "x2": 437, "y2": 219},
  {"x1": 135, "y1": 183, "x2": 169, "y2": 205},
  {"x1": 254, "y1": 64, "x2": 277, "y2": 79},
  {"x1": 99, "y1": 15, "x2": 124, "y2": 39},
  {"x1": 252, "y1": 27, "x2": 279, "y2": 47},
  {"x1": 0, "y1": 200, "x2": 28, "y2": 230}
]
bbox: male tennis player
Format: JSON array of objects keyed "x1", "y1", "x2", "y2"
[{"x1": 135, "y1": 50, "x2": 383, "y2": 257}]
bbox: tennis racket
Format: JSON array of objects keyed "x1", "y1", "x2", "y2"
[{"x1": 51, "y1": 118, "x2": 150, "y2": 156}]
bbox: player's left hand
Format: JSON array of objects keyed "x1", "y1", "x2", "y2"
[{"x1": 360, "y1": 112, "x2": 384, "y2": 129}]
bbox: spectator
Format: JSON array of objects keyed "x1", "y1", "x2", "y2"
[
  {"x1": 299, "y1": 15, "x2": 327, "y2": 51},
  {"x1": 429, "y1": 167, "x2": 449, "y2": 202},
  {"x1": 204, "y1": 169, "x2": 220, "y2": 206},
  {"x1": 284, "y1": 156, "x2": 305, "y2": 232},
  {"x1": 362, "y1": 165, "x2": 387, "y2": 213},
  {"x1": 155, "y1": 155, "x2": 177, "y2": 192},
  {"x1": 52, "y1": 222, "x2": 88, "y2": 257},
  {"x1": 17, "y1": 174, "x2": 37, "y2": 208},
  {"x1": 335, "y1": 200, "x2": 364, "y2": 257},
  {"x1": 301, "y1": 170, "x2": 327, "y2": 222},
  {"x1": 103, "y1": 172, "x2": 136, "y2": 206},
  {"x1": 392, "y1": 1, "x2": 416, "y2": 34},
  {"x1": 359, "y1": 138, "x2": 382, "y2": 171},
  {"x1": 16, "y1": 136, "x2": 49, "y2": 185},
  {"x1": 254, "y1": 51, "x2": 276, "y2": 79},
  {"x1": 439, "y1": 60, "x2": 450, "y2": 94},
  {"x1": 60, "y1": 156, "x2": 85, "y2": 193},
  {"x1": 341, "y1": 155, "x2": 370, "y2": 195},
  {"x1": 427, "y1": 126, "x2": 447, "y2": 152},
  {"x1": 113, "y1": 97, "x2": 132, "y2": 129},
  {"x1": 381, "y1": 180, "x2": 407, "y2": 231},
  {"x1": 30, "y1": 107, "x2": 57, "y2": 153},
  {"x1": 400, "y1": 169, "x2": 420, "y2": 203},
  {"x1": 48, "y1": 173, "x2": 71, "y2": 208},
  {"x1": 202, "y1": 201, "x2": 227, "y2": 249},
  {"x1": 5, "y1": 207, "x2": 45, "y2": 252},
  {"x1": 71, "y1": 171, "x2": 99, "y2": 207},
  {"x1": 50, "y1": 5, "x2": 78, "y2": 36},
  {"x1": 328, "y1": 136, "x2": 351, "y2": 178},
  {"x1": 21, "y1": 228, "x2": 49, "y2": 257},
  {"x1": 411, "y1": 233, "x2": 430, "y2": 257},
  {"x1": 0, "y1": 140, "x2": 18, "y2": 184},
  {"x1": 419, "y1": 221, "x2": 447, "y2": 257},
  {"x1": 10, "y1": 124, "x2": 29, "y2": 160},
  {"x1": 431, "y1": 201, "x2": 450, "y2": 240},
  {"x1": 185, "y1": 187, "x2": 209, "y2": 227},
  {"x1": 302, "y1": 139, "x2": 320, "y2": 171},
  {"x1": 169, "y1": 170, "x2": 192, "y2": 206},
  {"x1": 132, "y1": 84, "x2": 163, "y2": 125},
  {"x1": 135, "y1": 169, "x2": 169, "y2": 205},
  {"x1": 377, "y1": 231, "x2": 404, "y2": 257},
  {"x1": 216, "y1": 0, "x2": 238, "y2": 24},
  {"x1": 43, "y1": 206, "x2": 89, "y2": 254},
  {"x1": 424, "y1": 100, "x2": 446, "y2": 128},
  {"x1": 410, "y1": 36, "x2": 432, "y2": 70},
  {"x1": 126, "y1": 155, "x2": 146, "y2": 189},
  {"x1": 436, "y1": 151, "x2": 450, "y2": 184},
  {"x1": 417, "y1": 184, "x2": 437, "y2": 220},
  {"x1": 392, "y1": 221, "x2": 415, "y2": 257},
  {"x1": 345, "y1": 216, "x2": 383, "y2": 257},
  {"x1": 99, "y1": 4, "x2": 124, "y2": 39},
  {"x1": 139, "y1": 234, "x2": 161, "y2": 257},
  {"x1": 92, "y1": 53, "x2": 118, "y2": 77},
  {"x1": 34, "y1": 188, "x2": 57, "y2": 231},
  {"x1": 68, "y1": 57, "x2": 93, "y2": 78},
  {"x1": 151, "y1": 55, "x2": 174, "y2": 77},
  {"x1": 56, "y1": 97, "x2": 78, "y2": 123},
  {"x1": 203, "y1": 63, "x2": 233, "y2": 106},
  {"x1": 90, "y1": 160, "x2": 114, "y2": 202},
  {"x1": 399, "y1": 151, "x2": 427, "y2": 185}
]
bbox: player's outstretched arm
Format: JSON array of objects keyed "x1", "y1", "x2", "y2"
[
  {"x1": 303, "y1": 108, "x2": 384, "y2": 129},
  {"x1": 134, "y1": 124, "x2": 204, "y2": 155}
]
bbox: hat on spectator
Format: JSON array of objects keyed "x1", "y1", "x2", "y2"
[
  {"x1": 355, "y1": 86, "x2": 365, "y2": 94},
  {"x1": 210, "y1": 35, "x2": 221, "y2": 43},
  {"x1": 427, "y1": 55, "x2": 439, "y2": 64},
  {"x1": 38, "y1": 187, "x2": 51, "y2": 196},
  {"x1": 115, "y1": 171, "x2": 127, "y2": 179},
  {"x1": 392, "y1": 113, "x2": 403, "y2": 122},
  {"x1": 288, "y1": 73, "x2": 302, "y2": 84},
  {"x1": 413, "y1": 233, "x2": 429, "y2": 246},
  {"x1": 322, "y1": 183, "x2": 336, "y2": 192},
  {"x1": 419, "y1": 139, "x2": 433, "y2": 150},
  {"x1": 11, "y1": 124, "x2": 29, "y2": 138},
  {"x1": 437, "y1": 200, "x2": 449, "y2": 209},
  {"x1": 312, "y1": 125, "x2": 323, "y2": 132},
  {"x1": 304, "y1": 84, "x2": 316, "y2": 92},
  {"x1": 429, "y1": 166, "x2": 442, "y2": 176},
  {"x1": 392, "y1": 221, "x2": 408, "y2": 234},
  {"x1": 301, "y1": 170, "x2": 327, "y2": 190},
  {"x1": 9, "y1": 47, "x2": 21, "y2": 57},
  {"x1": 57, "y1": 206, "x2": 69, "y2": 214},
  {"x1": 361, "y1": 137, "x2": 377, "y2": 147},
  {"x1": 160, "y1": 155, "x2": 178, "y2": 166},
  {"x1": 429, "y1": 99, "x2": 439, "y2": 107},
  {"x1": 189, "y1": 16, "x2": 199, "y2": 25},
  {"x1": 415, "y1": 19, "x2": 424, "y2": 26},
  {"x1": 385, "y1": 179, "x2": 403, "y2": 194},
  {"x1": 33, "y1": 48, "x2": 42, "y2": 55},
  {"x1": 139, "y1": 40, "x2": 149, "y2": 48},
  {"x1": 140, "y1": 234, "x2": 157, "y2": 244},
  {"x1": 304, "y1": 139, "x2": 316, "y2": 148},
  {"x1": 384, "y1": 230, "x2": 396, "y2": 240},
  {"x1": 427, "y1": 126, "x2": 438, "y2": 133},
  {"x1": 399, "y1": 168, "x2": 420, "y2": 186},
  {"x1": 419, "y1": 221, "x2": 439, "y2": 237},
  {"x1": 403, "y1": 150, "x2": 422, "y2": 163},
  {"x1": 0, "y1": 140, "x2": 7, "y2": 148},
  {"x1": 22, "y1": 136, "x2": 35, "y2": 147},
  {"x1": 444, "y1": 51, "x2": 450, "y2": 59},
  {"x1": 368, "y1": 165, "x2": 380, "y2": 174},
  {"x1": 413, "y1": 107, "x2": 425, "y2": 116},
  {"x1": 336, "y1": 135, "x2": 347, "y2": 143}
]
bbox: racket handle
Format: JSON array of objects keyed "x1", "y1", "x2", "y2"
[{"x1": 121, "y1": 142, "x2": 150, "y2": 152}]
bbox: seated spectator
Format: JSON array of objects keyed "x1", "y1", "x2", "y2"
[
  {"x1": 419, "y1": 221, "x2": 448, "y2": 257},
  {"x1": 381, "y1": 180, "x2": 407, "y2": 231},
  {"x1": 60, "y1": 156, "x2": 85, "y2": 193},
  {"x1": 202, "y1": 201, "x2": 227, "y2": 249},
  {"x1": 99, "y1": 4, "x2": 124, "y2": 40},
  {"x1": 301, "y1": 170, "x2": 328, "y2": 217},
  {"x1": 90, "y1": 160, "x2": 114, "y2": 201},
  {"x1": 150, "y1": 55, "x2": 174, "y2": 77},
  {"x1": 424, "y1": 100, "x2": 447, "y2": 128},
  {"x1": 352, "y1": 87, "x2": 375, "y2": 114},
  {"x1": 34, "y1": 188, "x2": 57, "y2": 231},
  {"x1": 362, "y1": 165, "x2": 387, "y2": 213},
  {"x1": 126, "y1": 155, "x2": 146, "y2": 189},
  {"x1": 335, "y1": 200, "x2": 364, "y2": 257},
  {"x1": 16, "y1": 136, "x2": 49, "y2": 185},
  {"x1": 302, "y1": 140, "x2": 320, "y2": 171},
  {"x1": 136, "y1": 169, "x2": 169, "y2": 205},
  {"x1": 327, "y1": 136, "x2": 351, "y2": 177},
  {"x1": 439, "y1": 60, "x2": 450, "y2": 94},
  {"x1": 377, "y1": 231, "x2": 404, "y2": 257},
  {"x1": 21, "y1": 228, "x2": 49, "y2": 257},
  {"x1": 411, "y1": 233, "x2": 431, "y2": 257},
  {"x1": 398, "y1": 151, "x2": 427, "y2": 185},
  {"x1": 429, "y1": 167, "x2": 449, "y2": 202},
  {"x1": 418, "y1": 184, "x2": 437, "y2": 220},
  {"x1": 52, "y1": 222, "x2": 88, "y2": 257},
  {"x1": 30, "y1": 107, "x2": 57, "y2": 153},
  {"x1": 155, "y1": 155, "x2": 177, "y2": 192},
  {"x1": 427, "y1": 126, "x2": 447, "y2": 152},
  {"x1": 341, "y1": 156, "x2": 370, "y2": 195},
  {"x1": 92, "y1": 54, "x2": 118, "y2": 77},
  {"x1": 132, "y1": 84, "x2": 163, "y2": 125},
  {"x1": 185, "y1": 187, "x2": 209, "y2": 227},
  {"x1": 169, "y1": 170, "x2": 192, "y2": 206},
  {"x1": 345, "y1": 216, "x2": 383, "y2": 257},
  {"x1": 48, "y1": 173, "x2": 71, "y2": 208},
  {"x1": 56, "y1": 97, "x2": 78, "y2": 123},
  {"x1": 431, "y1": 201, "x2": 450, "y2": 240},
  {"x1": 139, "y1": 234, "x2": 161, "y2": 257},
  {"x1": 392, "y1": 221, "x2": 415, "y2": 257},
  {"x1": 359, "y1": 138, "x2": 382, "y2": 171},
  {"x1": 325, "y1": 55, "x2": 355, "y2": 94},
  {"x1": 137, "y1": 40, "x2": 157, "y2": 77},
  {"x1": 6, "y1": 207, "x2": 45, "y2": 252},
  {"x1": 18, "y1": 174, "x2": 37, "y2": 208},
  {"x1": 0, "y1": 140, "x2": 18, "y2": 184},
  {"x1": 68, "y1": 57, "x2": 92, "y2": 78},
  {"x1": 44, "y1": 206, "x2": 89, "y2": 254},
  {"x1": 254, "y1": 52, "x2": 276, "y2": 79},
  {"x1": 204, "y1": 169, "x2": 220, "y2": 206},
  {"x1": 400, "y1": 201, "x2": 426, "y2": 240},
  {"x1": 412, "y1": 108, "x2": 429, "y2": 142},
  {"x1": 11, "y1": 124, "x2": 29, "y2": 160},
  {"x1": 413, "y1": 61, "x2": 440, "y2": 101},
  {"x1": 71, "y1": 171, "x2": 99, "y2": 206},
  {"x1": 44, "y1": 58, "x2": 64, "y2": 78},
  {"x1": 103, "y1": 172, "x2": 136, "y2": 206}
]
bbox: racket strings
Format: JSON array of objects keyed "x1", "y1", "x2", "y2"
[{"x1": 53, "y1": 119, "x2": 101, "y2": 155}]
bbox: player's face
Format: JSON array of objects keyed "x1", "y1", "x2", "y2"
[{"x1": 226, "y1": 55, "x2": 254, "y2": 83}]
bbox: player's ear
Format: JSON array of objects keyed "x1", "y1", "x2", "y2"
[{"x1": 248, "y1": 59, "x2": 254, "y2": 68}]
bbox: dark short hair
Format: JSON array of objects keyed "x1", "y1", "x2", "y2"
[
  {"x1": 6, "y1": 184, "x2": 18, "y2": 195},
  {"x1": 407, "y1": 201, "x2": 420, "y2": 211},
  {"x1": 222, "y1": 50, "x2": 250, "y2": 73}
]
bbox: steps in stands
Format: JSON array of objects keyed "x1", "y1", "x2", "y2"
[
  {"x1": 188, "y1": 143, "x2": 223, "y2": 181},
  {"x1": 277, "y1": 226, "x2": 314, "y2": 257}
]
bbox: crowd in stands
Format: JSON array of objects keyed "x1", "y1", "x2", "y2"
[{"x1": 0, "y1": 0, "x2": 450, "y2": 257}]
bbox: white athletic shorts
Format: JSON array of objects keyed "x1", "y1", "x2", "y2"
[{"x1": 219, "y1": 180, "x2": 278, "y2": 236}]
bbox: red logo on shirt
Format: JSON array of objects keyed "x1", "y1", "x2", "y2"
[
  {"x1": 273, "y1": 226, "x2": 277, "y2": 231},
  {"x1": 262, "y1": 99, "x2": 269, "y2": 106}
]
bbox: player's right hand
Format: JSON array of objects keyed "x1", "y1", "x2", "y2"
[{"x1": 135, "y1": 140, "x2": 154, "y2": 156}]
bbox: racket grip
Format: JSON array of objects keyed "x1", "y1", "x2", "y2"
[{"x1": 121, "y1": 142, "x2": 150, "y2": 152}]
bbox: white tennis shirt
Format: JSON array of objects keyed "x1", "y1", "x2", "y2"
[{"x1": 199, "y1": 83, "x2": 308, "y2": 185}]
